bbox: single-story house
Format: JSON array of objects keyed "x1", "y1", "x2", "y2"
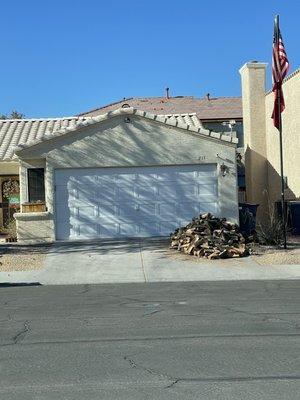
[
  {"x1": 79, "y1": 94, "x2": 246, "y2": 202},
  {"x1": 0, "y1": 107, "x2": 238, "y2": 242}
]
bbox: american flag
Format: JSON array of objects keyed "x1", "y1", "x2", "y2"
[{"x1": 272, "y1": 15, "x2": 289, "y2": 129}]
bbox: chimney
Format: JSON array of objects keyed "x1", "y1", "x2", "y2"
[
  {"x1": 239, "y1": 61, "x2": 268, "y2": 221},
  {"x1": 165, "y1": 87, "x2": 170, "y2": 99}
]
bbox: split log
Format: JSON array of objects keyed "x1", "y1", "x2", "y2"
[{"x1": 170, "y1": 213, "x2": 250, "y2": 259}]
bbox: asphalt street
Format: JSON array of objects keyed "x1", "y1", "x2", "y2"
[{"x1": 1, "y1": 280, "x2": 300, "y2": 399}]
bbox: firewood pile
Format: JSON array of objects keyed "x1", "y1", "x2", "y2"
[{"x1": 170, "y1": 213, "x2": 250, "y2": 259}]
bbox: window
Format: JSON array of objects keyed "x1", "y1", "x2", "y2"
[{"x1": 28, "y1": 168, "x2": 45, "y2": 203}]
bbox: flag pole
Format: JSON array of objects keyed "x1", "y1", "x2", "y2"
[{"x1": 276, "y1": 14, "x2": 287, "y2": 249}]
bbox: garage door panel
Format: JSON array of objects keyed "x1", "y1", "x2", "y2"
[
  {"x1": 138, "y1": 203, "x2": 156, "y2": 216},
  {"x1": 176, "y1": 184, "x2": 198, "y2": 197},
  {"x1": 114, "y1": 173, "x2": 137, "y2": 183},
  {"x1": 158, "y1": 203, "x2": 177, "y2": 219},
  {"x1": 156, "y1": 171, "x2": 196, "y2": 183},
  {"x1": 198, "y1": 183, "x2": 218, "y2": 196},
  {"x1": 119, "y1": 223, "x2": 139, "y2": 236},
  {"x1": 139, "y1": 222, "x2": 160, "y2": 236},
  {"x1": 196, "y1": 165, "x2": 216, "y2": 176},
  {"x1": 98, "y1": 175, "x2": 115, "y2": 184},
  {"x1": 78, "y1": 223, "x2": 98, "y2": 238},
  {"x1": 75, "y1": 188, "x2": 98, "y2": 203},
  {"x1": 100, "y1": 223, "x2": 119, "y2": 237},
  {"x1": 118, "y1": 203, "x2": 156, "y2": 219},
  {"x1": 157, "y1": 184, "x2": 198, "y2": 200},
  {"x1": 99, "y1": 204, "x2": 116, "y2": 217},
  {"x1": 77, "y1": 205, "x2": 97, "y2": 219},
  {"x1": 74, "y1": 175, "x2": 97, "y2": 185},
  {"x1": 135, "y1": 174, "x2": 158, "y2": 185},
  {"x1": 116, "y1": 186, "x2": 135, "y2": 201},
  {"x1": 97, "y1": 186, "x2": 117, "y2": 202},
  {"x1": 55, "y1": 165, "x2": 218, "y2": 240},
  {"x1": 160, "y1": 221, "x2": 178, "y2": 235},
  {"x1": 135, "y1": 185, "x2": 156, "y2": 200},
  {"x1": 177, "y1": 202, "x2": 201, "y2": 219},
  {"x1": 199, "y1": 202, "x2": 218, "y2": 214},
  {"x1": 156, "y1": 186, "x2": 183, "y2": 201}
]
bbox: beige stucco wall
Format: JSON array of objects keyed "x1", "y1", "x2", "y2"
[
  {"x1": 14, "y1": 212, "x2": 54, "y2": 243},
  {"x1": 0, "y1": 162, "x2": 19, "y2": 176},
  {"x1": 239, "y1": 62, "x2": 268, "y2": 221},
  {"x1": 16, "y1": 115, "x2": 238, "y2": 242},
  {"x1": 265, "y1": 70, "x2": 300, "y2": 204},
  {"x1": 240, "y1": 62, "x2": 300, "y2": 222}
]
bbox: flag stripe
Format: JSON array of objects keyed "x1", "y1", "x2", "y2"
[{"x1": 272, "y1": 17, "x2": 289, "y2": 130}]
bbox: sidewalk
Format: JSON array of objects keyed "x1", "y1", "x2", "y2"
[{"x1": 1, "y1": 238, "x2": 300, "y2": 285}]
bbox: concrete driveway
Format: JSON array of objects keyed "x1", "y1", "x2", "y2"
[{"x1": 1, "y1": 238, "x2": 300, "y2": 285}]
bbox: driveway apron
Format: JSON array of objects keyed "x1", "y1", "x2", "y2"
[{"x1": 1, "y1": 238, "x2": 300, "y2": 285}]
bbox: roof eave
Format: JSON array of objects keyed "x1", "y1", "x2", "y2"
[{"x1": 14, "y1": 107, "x2": 238, "y2": 158}]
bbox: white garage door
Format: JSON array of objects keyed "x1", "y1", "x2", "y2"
[{"x1": 54, "y1": 165, "x2": 218, "y2": 240}]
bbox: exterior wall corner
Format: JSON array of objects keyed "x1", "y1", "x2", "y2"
[{"x1": 240, "y1": 61, "x2": 269, "y2": 221}]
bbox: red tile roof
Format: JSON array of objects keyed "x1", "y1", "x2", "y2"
[{"x1": 78, "y1": 96, "x2": 243, "y2": 120}]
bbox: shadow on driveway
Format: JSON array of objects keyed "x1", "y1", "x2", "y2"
[{"x1": 1, "y1": 237, "x2": 170, "y2": 256}]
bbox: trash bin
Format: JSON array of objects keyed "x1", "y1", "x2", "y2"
[
  {"x1": 288, "y1": 201, "x2": 300, "y2": 235},
  {"x1": 239, "y1": 203, "x2": 259, "y2": 235}
]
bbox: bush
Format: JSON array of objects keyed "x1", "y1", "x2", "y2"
[
  {"x1": 1, "y1": 219, "x2": 17, "y2": 240},
  {"x1": 257, "y1": 191, "x2": 287, "y2": 246}
]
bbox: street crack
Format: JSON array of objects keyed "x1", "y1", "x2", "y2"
[
  {"x1": 123, "y1": 354, "x2": 178, "y2": 387},
  {"x1": 13, "y1": 321, "x2": 30, "y2": 344},
  {"x1": 164, "y1": 379, "x2": 180, "y2": 389}
]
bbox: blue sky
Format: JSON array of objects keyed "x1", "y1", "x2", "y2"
[{"x1": 0, "y1": 0, "x2": 299, "y2": 118}]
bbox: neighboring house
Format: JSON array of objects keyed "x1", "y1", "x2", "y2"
[
  {"x1": 79, "y1": 94, "x2": 244, "y2": 145},
  {"x1": 240, "y1": 62, "x2": 300, "y2": 222},
  {"x1": 0, "y1": 117, "x2": 89, "y2": 230},
  {"x1": 0, "y1": 108, "x2": 238, "y2": 242}
]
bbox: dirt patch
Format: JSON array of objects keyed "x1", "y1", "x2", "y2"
[
  {"x1": 0, "y1": 252, "x2": 46, "y2": 271},
  {"x1": 251, "y1": 243, "x2": 300, "y2": 265}
]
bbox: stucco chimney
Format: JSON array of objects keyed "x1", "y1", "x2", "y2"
[{"x1": 239, "y1": 62, "x2": 268, "y2": 221}]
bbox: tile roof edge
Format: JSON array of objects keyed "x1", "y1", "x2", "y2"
[
  {"x1": 77, "y1": 98, "x2": 134, "y2": 116},
  {"x1": 14, "y1": 107, "x2": 237, "y2": 156},
  {"x1": 157, "y1": 112, "x2": 198, "y2": 117},
  {"x1": 0, "y1": 116, "x2": 88, "y2": 122}
]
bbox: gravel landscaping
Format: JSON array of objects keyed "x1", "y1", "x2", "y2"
[
  {"x1": 0, "y1": 253, "x2": 45, "y2": 271},
  {"x1": 168, "y1": 236, "x2": 300, "y2": 266},
  {"x1": 252, "y1": 245, "x2": 300, "y2": 265},
  {"x1": 0, "y1": 244, "x2": 48, "y2": 271}
]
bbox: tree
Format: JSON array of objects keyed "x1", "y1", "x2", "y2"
[{"x1": 0, "y1": 110, "x2": 25, "y2": 119}]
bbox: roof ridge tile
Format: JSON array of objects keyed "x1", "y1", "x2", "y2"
[{"x1": 13, "y1": 107, "x2": 237, "y2": 158}]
